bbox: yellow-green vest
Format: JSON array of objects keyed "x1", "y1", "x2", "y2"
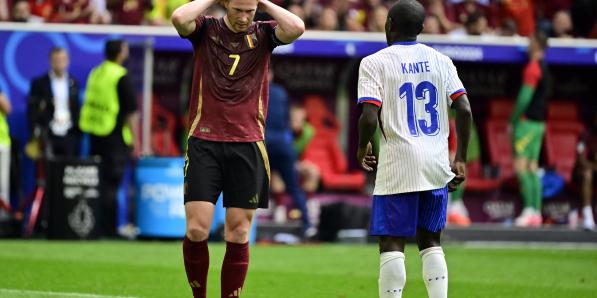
[
  {"x1": 79, "y1": 61, "x2": 132, "y2": 145},
  {"x1": 0, "y1": 112, "x2": 9, "y2": 146}
]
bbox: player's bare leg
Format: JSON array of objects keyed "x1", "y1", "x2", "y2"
[
  {"x1": 378, "y1": 237, "x2": 406, "y2": 298},
  {"x1": 221, "y1": 207, "x2": 255, "y2": 298},
  {"x1": 184, "y1": 201, "x2": 216, "y2": 298},
  {"x1": 581, "y1": 167, "x2": 595, "y2": 231},
  {"x1": 416, "y1": 228, "x2": 447, "y2": 298},
  {"x1": 514, "y1": 157, "x2": 540, "y2": 226}
]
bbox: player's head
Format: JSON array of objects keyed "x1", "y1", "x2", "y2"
[
  {"x1": 105, "y1": 39, "x2": 129, "y2": 64},
  {"x1": 49, "y1": 47, "x2": 69, "y2": 76},
  {"x1": 224, "y1": 0, "x2": 258, "y2": 33},
  {"x1": 385, "y1": 0, "x2": 425, "y2": 46},
  {"x1": 528, "y1": 30, "x2": 548, "y2": 59}
]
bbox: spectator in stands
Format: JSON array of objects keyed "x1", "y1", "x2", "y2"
[
  {"x1": 511, "y1": 31, "x2": 550, "y2": 227},
  {"x1": 290, "y1": 103, "x2": 320, "y2": 193},
  {"x1": 146, "y1": 0, "x2": 189, "y2": 25},
  {"x1": 426, "y1": 0, "x2": 457, "y2": 33},
  {"x1": 570, "y1": 0, "x2": 597, "y2": 38},
  {"x1": 368, "y1": 5, "x2": 387, "y2": 32},
  {"x1": 287, "y1": 3, "x2": 306, "y2": 24},
  {"x1": 108, "y1": 0, "x2": 153, "y2": 25},
  {"x1": 11, "y1": 0, "x2": 43, "y2": 22},
  {"x1": 423, "y1": 14, "x2": 442, "y2": 34},
  {"x1": 79, "y1": 39, "x2": 139, "y2": 237},
  {"x1": 28, "y1": 47, "x2": 81, "y2": 158},
  {"x1": 0, "y1": 0, "x2": 8, "y2": 21},
  {"x1": 552, "y1": 10, "x2": 574, "y2": 38},
  {"x1": 30, "y1": 0, "x2": 54, "y2": 21},
  {"x1": 450, "y1": 12, "x2": 490, "y2": 36},
  {"x1": 575, "y1": 111, "x2": 597, "y2": 231},
  {"x1": 51, "y1": 0, "x2": 93, "y2": 23},
  {"x1": 265, "y1": 72, "x2": 314, "y2": 237},
  {"x1": 316, "y1": 7, "x2": 338, "y2": 30},
  {"x1": 0, "y1": 89, "x2": 11, "y2": 209},
  {"x1": 497, "y1": 17, "x2": 518, "y2": 36},
  {"x1": 89, "y1": 0, "x2": 111, "y2": 24},
  {"x1": 451, "y1": 0, "x2": 496, "y2": 28}
]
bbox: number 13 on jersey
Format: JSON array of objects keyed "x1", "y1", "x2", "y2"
[{"x1": 400, "y1": 81, "x2": 440, "y2": 137}]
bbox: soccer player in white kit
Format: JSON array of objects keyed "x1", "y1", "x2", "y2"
[{"x1": 356, "y1": 1, "x2": 473, "y2": 297}]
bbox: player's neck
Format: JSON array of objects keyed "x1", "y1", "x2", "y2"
[
  {"x1": 223, "y1": 15, "x2": 239, "y2": 33},
  {"x1": 387, "y1": 35, "x2": 417, "y2": 46}
]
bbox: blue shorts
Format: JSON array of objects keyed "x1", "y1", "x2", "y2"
[{"x1": 369, "y1": 187, "x2": 448, "y2": 237}]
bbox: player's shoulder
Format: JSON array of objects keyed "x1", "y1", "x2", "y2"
[{"x1": 361, "y1": 48, "x2": 392, "y2": 68}]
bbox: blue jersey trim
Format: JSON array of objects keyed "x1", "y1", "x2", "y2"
[{"x1": 392, "y1": 41, "x2": 418, "y2": 46}]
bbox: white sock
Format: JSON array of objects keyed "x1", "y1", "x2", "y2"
[
  {"x1": 379, "y1": 251, "x2": 406, "y2": 298},
  {"x1": 420, "y1": 247, "x2": 448, "y2": 298},
  {"x1": 582, "y1": 206, "x2": 595, "y2": 229}
]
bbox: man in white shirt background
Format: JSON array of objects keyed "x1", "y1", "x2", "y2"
[{"x1": 28, "y1": 47, "x2": 81, "y2": 158}]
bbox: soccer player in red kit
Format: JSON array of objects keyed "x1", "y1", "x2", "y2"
[{"x1": 171, "y1": 0, "x2": 304, "y2": 297}]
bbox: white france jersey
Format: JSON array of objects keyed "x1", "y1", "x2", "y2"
[{"x1": 358, "y1": 42, "x2": 466, "y2": 195}]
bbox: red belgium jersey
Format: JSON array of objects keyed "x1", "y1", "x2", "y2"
[{"x1": 183, "y1": 16, "x2": 281, "y2": 142}]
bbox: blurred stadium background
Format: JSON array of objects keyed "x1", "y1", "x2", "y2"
[{"x1": 0, "y1": 0, "x2": 597, "y2": 297}]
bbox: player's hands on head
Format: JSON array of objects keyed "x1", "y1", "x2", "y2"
[
  {"x1": 448, "y1": 160, "x2": 466, "y2": 192},
  {"x1": 357, "y1": 142, "x2": 376, "y2": 172}
]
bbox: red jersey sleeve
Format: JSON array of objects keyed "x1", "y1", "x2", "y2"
[
  {"x1": 258, "y1": 20, "x2": 286, "y2": 51},
  {"x1": 522, "y1": 61, "x2": 542, "y2": 88},
  {"x1": 181, "y1": 16, "x2": 215, "y2": 47}
]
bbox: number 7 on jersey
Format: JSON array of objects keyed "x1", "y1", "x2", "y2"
[{"x1": 228, "y1": 54, "x2": 240, "y2": 76}]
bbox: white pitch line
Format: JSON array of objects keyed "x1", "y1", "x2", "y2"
[{"x1": 0, "y1": 288, "x2": 140, "y2": 298}]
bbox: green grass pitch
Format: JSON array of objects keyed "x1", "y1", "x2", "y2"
[{"x1": 0, "y1": 240, "x2": 595, "y2": 297}]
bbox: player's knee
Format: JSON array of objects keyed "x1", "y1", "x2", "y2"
[
  {"x1": 226, "y1": 225, "x2": 250, "y2": 243},
  {"x1": 186, "y1": 225, "x2": 210, "y2": 241},
  {"x1": 379, "y1": 236, "x2": 405, "y2": 253},
  {"x1": 416, "y1": 229, "x2": 441, "y2": 250}
]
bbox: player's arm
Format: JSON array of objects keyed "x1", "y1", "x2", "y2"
[
  {"x1": 171, "y1": 0, "x2": 217, "y2": 37},
  {"x1": 0, "y1": 92, "x2": 11, "y2": 115},
  {"x1": 511, "y1": 62, "x2": 540, "y2": 124},
  {"x1": 449, "y1": 94, "x2": 472, "y2": 191},
  {"x1": 357, "y1": 103, "x2": 379, "y2": 172},
  {"x1": 258, "y1": 0, "x2": 305, "y2": 44}
]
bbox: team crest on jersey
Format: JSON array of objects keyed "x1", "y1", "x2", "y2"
[{"x1": 245, "y1": 33, "x2": 257, "y2": 49}]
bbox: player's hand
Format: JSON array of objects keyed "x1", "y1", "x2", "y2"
[
  {"x1": 357, "y1": 142, "x2": 376, "y2": 172},
  {"x1": 448, "y1": 160, "x2": 466, "y2": 192}
]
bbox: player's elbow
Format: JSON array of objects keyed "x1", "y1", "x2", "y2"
[
  {"x1": 286, "y1": 19, "x2": 306, "y2": 40},
  {"x1": 171, "y1": 10, "x2": 185, "y2": 27}
]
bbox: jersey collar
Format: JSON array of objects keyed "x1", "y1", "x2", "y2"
[{"x1": 392, "y1": 41, "x2": 418, "y2": 46}]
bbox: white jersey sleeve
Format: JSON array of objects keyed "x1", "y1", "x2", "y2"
[
  {"x1": 357, "y1": 57, "x2": 383, "y2": 107},
  {"x1": 443, "y1": 57, "x2": 466, "y2": 106}
]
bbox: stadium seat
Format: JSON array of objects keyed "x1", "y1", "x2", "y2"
[
  {"x1": 544, "y1": 121, "x2": 584, "y2": 183},
  {"x1": 151, "y1": 101, "x2": 181, "y2": 157},
  {"x1": 464, "y1": 161, "x2": 502, "y2": 191},
  {"x1": 547, "y1": 101, "x2": 578, "y2": 121},
  {"x1": 302, "y1": 95, "x2": 365, "y2": 192},
  {"x1": 485, "y1": 118, "x2": 515, "y2": 181},
  {"x1": 488, "y1": 99, "x2": 515, "y2": 120}
]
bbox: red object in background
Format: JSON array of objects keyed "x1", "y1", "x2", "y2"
[
  {"x1": 151, "y1": 100, "x2": 181, "y2": 157},
  {"x1": 30, "y1": 0, "x2": 53, "y2": 20},
  {"x1": 499, "y1": 0, "x2": 535, "y2": 36},
  {"x1": 544, "y1": 101, "x2": 584, "y2": 183},
  {"x1": 50, "y1": 0, "x2": 91, "y2": 23},
  {"x1": 302, "y1": 95, "x2": 365, "y2": 192},
  {"x1": 547, "y1": 100, "x2": 579, "y2": 121},
  {"x1": 485, "y1": 118, "x2": 514, "y2": 180}
]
